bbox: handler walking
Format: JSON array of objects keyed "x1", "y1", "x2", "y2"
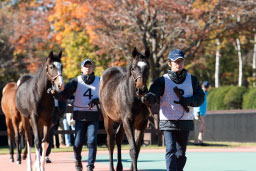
[
  {"x1": 143, "y1": 49, "x2": 204, "y2": 171},
  {"x1": 193, "y1": 81, "x2": 210, "y2": 145},
  {"x1": 50, "y1": 59, "x2": 100, "y2": 171}
]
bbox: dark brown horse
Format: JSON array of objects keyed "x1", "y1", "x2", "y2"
[
  {"x1": 1, "y1": 82, "x2": 29, "y2": 164},
  {"x1": 99, "y1": 47, "x2": 150, "y2": 171},
  {"x1": 15, "y1": 51, "x2": 64, "y2": 171}
]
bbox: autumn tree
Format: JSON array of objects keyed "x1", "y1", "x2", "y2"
[
  {"x1": 76, "y1": 0, "x2": 236, "y2": 83},
  {"x1": 49, "y1": 0, "x2": 103, "y2": 79}
]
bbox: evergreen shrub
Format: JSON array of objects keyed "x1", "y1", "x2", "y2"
[
  {"x1": 223, "y1": 86, "x2": 247, "y2": 109},
  {"x1": 242, "y1": 88, "x2": 256, "y2": 109}
]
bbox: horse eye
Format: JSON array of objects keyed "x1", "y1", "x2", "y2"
[{"x1": 49, "y1": 65, "x2": 53, "y2": 69}]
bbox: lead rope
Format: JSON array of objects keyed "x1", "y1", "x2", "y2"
[{"x1": 145, "y1": 104, "x2": 158, "y2": 129}]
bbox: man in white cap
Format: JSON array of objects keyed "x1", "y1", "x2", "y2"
[
  {"x1": 50, "y1": 59, "x2": 100, "y2": 171},
  {"x1": 143, "y1": 49, "x2": 204, "y2": 171}
]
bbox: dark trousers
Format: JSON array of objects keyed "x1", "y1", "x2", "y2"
[
  {"x1": 46, "y1": 121, "x2": 59, "y2": 156},
  {"x1": 163, "y1": 130, "x2": 190, "y2": 171},
  {"x1": 73, "y1": 120, "x2": 99, "y2": 168},
  {"x1": 40, "y1": 107, "x2": 60, "y2": 157}
]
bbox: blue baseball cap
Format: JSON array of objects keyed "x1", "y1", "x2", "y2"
[
  {"x1": 202, "y1": 81, "x2": 210, "y2": 88},
  {"x1": 81, "y1": 59, "x2": 94, "y2": 67},
  {"x1": 168, "y1": 49, "x2": 185, "y2": 61}
]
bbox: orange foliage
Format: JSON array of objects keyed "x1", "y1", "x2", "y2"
[{"x1": 23, "y1": 58, "x2": 41, "y2": 74}]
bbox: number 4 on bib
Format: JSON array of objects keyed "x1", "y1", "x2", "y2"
[{"x1": 83, "y1": 88, "x2": 93, "y2": 99}]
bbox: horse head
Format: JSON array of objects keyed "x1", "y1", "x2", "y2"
[
  {"x1": 130, "y1": 47, "x2": 150, "y2": 97},
  {"x1": 45, "y1": 51, "x2": 64, "y2": 92}
]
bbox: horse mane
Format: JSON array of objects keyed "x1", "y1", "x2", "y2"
[
  {"x1": 17, "y1": 74, "x2": 33, "y2": 87},
  {"x1": 32, "y1": 55, "x2": 61, "y2": 81},
  {"x1": 126, "y1": 61, "x2": 133, "y2": 78}
]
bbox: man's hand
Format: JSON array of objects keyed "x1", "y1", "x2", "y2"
[
  {"x1": 47, "y1": 88, "x2": 56, "y2": 95},
  {"x1": 88, "y1": 98, "x2": 100, "y2": 109},
  {"x1": 197, "y1": 112, "x2": 201, "y2": 119},
  {"x1": 173, "y1": 96, "x2": 186, "y2": 106},
  {"x1": 142, "y1": 92, "x2": 155, "y2": 106},
  {"x1": 174, "y1": 96, "x2": 190, "y2": 113}
]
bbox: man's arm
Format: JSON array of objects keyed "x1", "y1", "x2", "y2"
[
  {"x1": 143, "y1": 77, "x2": 165, "y2": 105},
  {"x1": 52, "y1": 78, "x2": 78, "y2": 101},
  {"x1": 181, "y1": 75, "x2": 205, "y2": 107}
]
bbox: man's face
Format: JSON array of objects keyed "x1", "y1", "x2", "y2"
[
  {"x1": 168, "y1": 58, "x2": 184, "y2": 73},
  {"x1": 81, "y1": 63, "x2": 94, "y2": 75}
]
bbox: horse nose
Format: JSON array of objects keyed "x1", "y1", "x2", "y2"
[{"x1": 58, "y1": 83, "x2": 64, "y2": 91}]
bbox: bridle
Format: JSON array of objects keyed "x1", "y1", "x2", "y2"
[
  {"x1": 45, "y1": 64, "x2": 62, "y2": 84},
  {"x1": 131, "y1": 67, "x2": 143, "y2": 84},
  {"x1": 130, "y1": 65, "x2": 149, "y2": 98}
]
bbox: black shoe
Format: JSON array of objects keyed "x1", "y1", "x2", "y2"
[
  {"x1": 45, "y1": 156, "x2": 51, "y2": 163},
  {"x1": 87, "y1": 166, "x2": 93, "y2": 171},
  {"x1": 75, "y1": 161, "x2": 83, "y2": 171}
]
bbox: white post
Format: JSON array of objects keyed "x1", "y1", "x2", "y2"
[{"x1": 215, "y1": 39, "x2": 220, "y2": 88}]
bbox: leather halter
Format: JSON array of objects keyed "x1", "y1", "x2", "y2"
[
  {"x1": 45, "y1": 65, "x2": 62, "y2": 84},
  {"x1": 131, "y1": 67, "x2": 143, "y2": 83},
  {"x1": 130, "y1": 67, "x2": 148, "y2": 97}
]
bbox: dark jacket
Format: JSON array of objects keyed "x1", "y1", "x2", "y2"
[
  {"x1": 53, "y1": 74, "x2": 100, "y2": 121},
  {"x1": 149, "y1": 69, "x2": 204, "y2": 131}
]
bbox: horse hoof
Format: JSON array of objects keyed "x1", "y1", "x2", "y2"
[
  {"x1": 23, "y1": 155, "x2": 27, "y2": 160},
  {"x1": 10, "y1": 158, "x2": 14, "y2": 162},
  {"x1": 16, "y1": 161, "x2": 21, "y2": 164}
]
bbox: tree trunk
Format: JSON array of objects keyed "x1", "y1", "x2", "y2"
[
  {"x1": 236, "y1": 16, "x2": 243, "y2": 87},
  {"x1": 215, "y1": 39, "x2": 220, "y2": 88},
  {"x1": 253, "y1": 33, "x2": 256, "y2": 87},
  {"x1": 236, "y1": 37, "x2": 243, "y2": 87}
]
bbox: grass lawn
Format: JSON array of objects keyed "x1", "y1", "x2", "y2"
[{"x1": 1, "y1": 141, "x2": 256, "y2": 155}]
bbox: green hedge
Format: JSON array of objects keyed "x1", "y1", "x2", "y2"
[
  {"x1": 242, "y1": 88, "x2": 256, "y2": 109},
  {"x1": 224, "y1": 86, "x2": 247, "y2": 109},
  {"x1": 208, "y1": 86, "x2": 248, "y2": 110}
]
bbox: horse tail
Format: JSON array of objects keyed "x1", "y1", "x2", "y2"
[{"x1": 17, "y1": 74, "x2": 32, "y2": 87}]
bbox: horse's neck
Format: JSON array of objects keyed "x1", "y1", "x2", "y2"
[
  {"x1": 33, "y1": 66, "x2": 51, "y2": 94},
  {"x1": 126, "y1": 76, "x2": 136, "y2": 97}
]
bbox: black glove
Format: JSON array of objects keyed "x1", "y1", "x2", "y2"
[
  {"x1": 142, "y1": 92, "x2": 155, "y2": 106},
  {"x1": 174, "y1": 96, "x2": 186, "y2": 106},
  {"x1": 88, "y1": 98, "x2": 100, "y2": 109}
]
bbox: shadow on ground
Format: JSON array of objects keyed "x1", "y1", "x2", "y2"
[{"x1": 188, "y1": 142, "x2": 230, "y2": 147}]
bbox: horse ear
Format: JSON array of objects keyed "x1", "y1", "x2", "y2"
[
  {"x1": 58, "y1": 50, "x2": 62, "y2": 59},
  {"x1": 48, "y1": 51, "x2": 54, "y2": 59},
  {"x1": 132, "y1": 47, "x2": 138, "y2": 59},
  {"x1": 145, "y1": 48, "x2": 150, "y2": 58}
]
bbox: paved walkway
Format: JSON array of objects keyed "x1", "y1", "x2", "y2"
[{"x1": 1, "y1": 147, "x2": 256, "y2": 171}]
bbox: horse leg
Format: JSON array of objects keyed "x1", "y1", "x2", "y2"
[
  {"x1": 30, "y1": 114, "x2": 41, "y2": 171},
  {"x1": 22, "y1": 115, "x2": 32, "y2": 171},
  {"x1": 115, "y1": 123, "x2": 124, "y2": 171},
  {"x1": 20, "y1": 123, "x2": 28, "y2": 160},
  {"x1": 40, "y1": 124, "x2": 50, "y2": 171},
  {"x1": 6, "y1": 119, "x2": 14, "y2": 162},
  {"x1": 104, "y1": 116, "x2": 115, "y2": 171},
  {"x1": 12, "y1": 119, "x2": 21, "y2": 164},
  {"x1": 123, "y1": 117, "x2": 138, "y2": 171},
  {"x1": 130, "y1": 122, "x2": 147, "y2": 170}
]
